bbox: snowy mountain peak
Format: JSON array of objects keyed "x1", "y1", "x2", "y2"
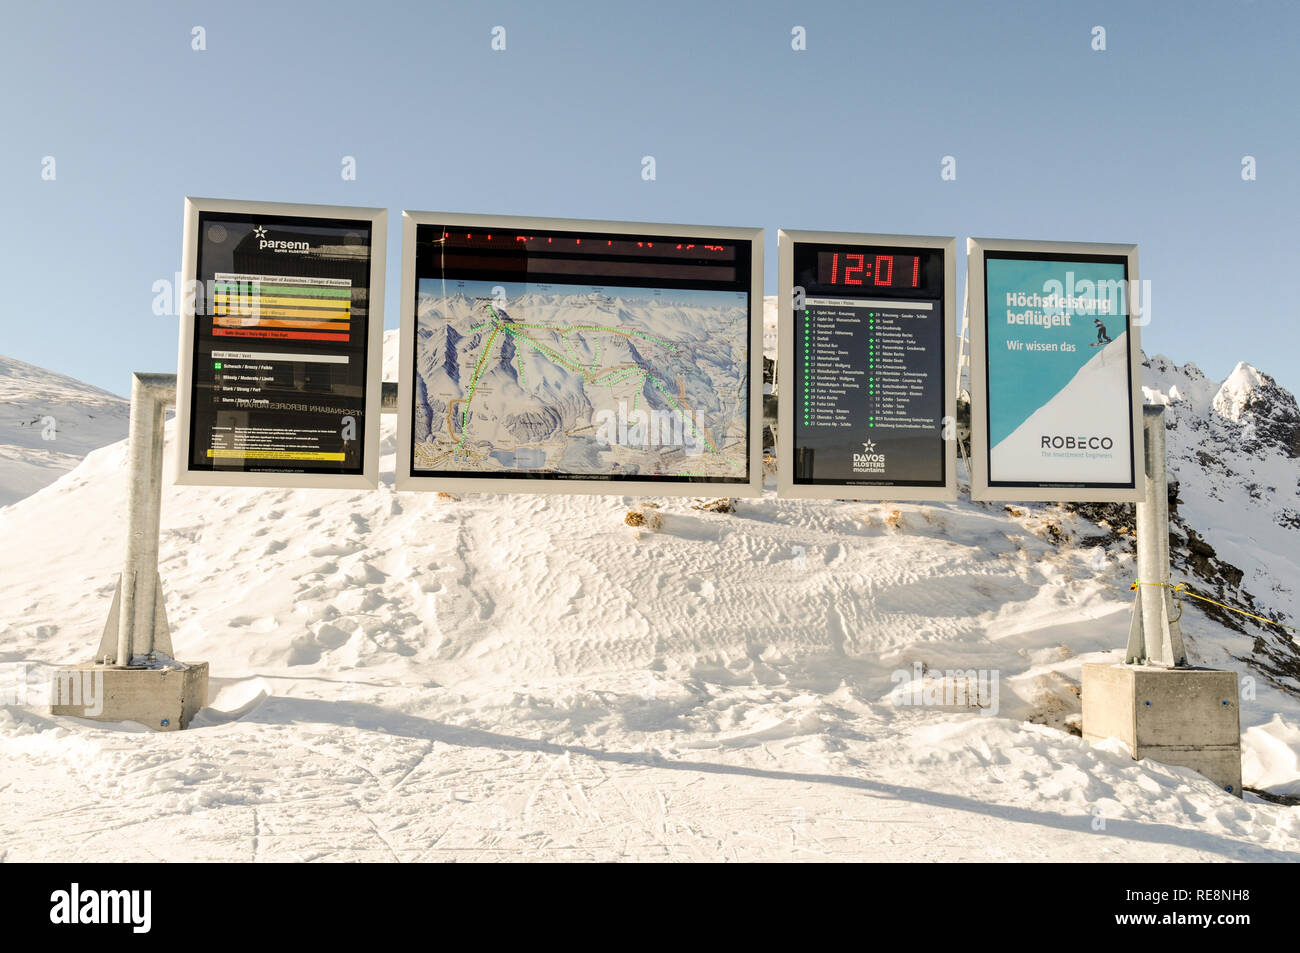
[
  {"x1": 1147, "y1": 353, "x2": 1209, "y2": 386},
  {"x1": 1214, "y1": 363, "x2": 1268, "y2": 421},
  {"x1": 1212, "y1": 363, "x2": 1300, "y2": 458},
  {"x1": 1142, "y1": 352, "x2": 1219, "y2": 414}
]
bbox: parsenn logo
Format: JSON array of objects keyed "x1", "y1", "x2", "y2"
[
  {"x1": 253, "y1": 224, "x2": 309, "y2": 254},
  {"x1": 852, "y1": 439, "x2": 886, "y2": 474},
  {"x1": 49, "y1": 883, "x2": 151, "y2": 933}
]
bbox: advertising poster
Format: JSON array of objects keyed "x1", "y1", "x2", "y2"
[{"x1": 970, "y1": 240, "x2": 1143, "y2": 502}]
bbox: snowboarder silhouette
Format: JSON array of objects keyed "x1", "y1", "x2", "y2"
[{"x1": 1093, "y1": 318, "x2": 1112, "y2": 346}]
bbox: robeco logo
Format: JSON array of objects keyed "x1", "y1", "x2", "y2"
[
  {"x1": 253, "y1": 224, "x2": 309, "y2": 254},
  {"x1": 1040, "y1": 435, "x2": 1114, "y2": 450},
  {"x1": 852, "y1": 439, "x2": 886, "y2": 473}
]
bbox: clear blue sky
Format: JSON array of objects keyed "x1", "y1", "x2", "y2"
[{"x1": 2, "y1": 0, "x2": 1297, "y2": 397}]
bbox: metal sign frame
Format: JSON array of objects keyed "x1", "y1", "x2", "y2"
[
  {"x1": 396, "y1": 210, "x2": 765, "y2": 497},
  {"x1": 776, "y1": 229, "x2": 957, "y2": 501},
  {"x1": 967, "y1": 236, "x2": 1144, "y2": 502},
  {"x1": 174, "y1": 197, "x2": 387, "y2": 489}
]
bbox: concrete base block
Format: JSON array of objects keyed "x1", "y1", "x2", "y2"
[
  {"x1": 1082, "y1": 662, "x2": 1241, "y2": 796},
  {"x1": 49, "y1": 662, "x2": 209, "y2": 731}
]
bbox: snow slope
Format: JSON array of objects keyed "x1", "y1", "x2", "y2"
[
  {"x1": 991, "y1": 334, "x2": 1131, "y2": 483},
  {"x1": 0, "y1": 353, "x2": 129, "y2": 507},
  {"x1": 0, "y1": 333, "x2": 1297, "y2": 862}
]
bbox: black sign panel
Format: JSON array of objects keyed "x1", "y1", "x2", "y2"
[
  {"x1": 184, "y1": 211, "x2": 374, "y2": 479},
  {"x1": 789, "y1": 240, "x2": 947, "y2": 488}
]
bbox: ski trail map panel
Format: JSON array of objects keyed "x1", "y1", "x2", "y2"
[
  {"x1": 397, "y1": 212, "x2": 764, "y2": 497},
  {"x1": 968, "y1": 237, "x2": 1144, "y2": 503},
  {"x1": 175, "y1": 198, "x2": 386, "y2": 489},
  {"x1": 777, "y1": 230, "x2": 957, "y2": 501}
]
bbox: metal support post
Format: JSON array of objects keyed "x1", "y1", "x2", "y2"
[
  {"x1": 1125, "y1": 404, "x2": 1187, "y2": 666},
  {"x1": 96, "y1": 373, "x2": 178, "y2": 666}
]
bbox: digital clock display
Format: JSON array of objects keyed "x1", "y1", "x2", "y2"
[
  {"x1": 816, "y1": 248, "x2": 942, "y2": 293},
  {"x1": 789, "y1": 238, "x2": 948, "y2": 491}
]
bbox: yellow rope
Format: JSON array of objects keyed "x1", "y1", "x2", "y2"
[{"x1": 1131, "y1": 580, "x2": 1300, "y2": 634}]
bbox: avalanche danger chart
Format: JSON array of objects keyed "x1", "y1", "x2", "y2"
[
  {"x1": 778, "y1": 232, "x2": 956, "y2": 501},
  {"x1": 176, "y1": 201, "x2": 385, "y2": 488},
  {"x1": 212, "y1": 274, "x2": 353, "y2": 342},
  {"x1": 400, "y1": 217, "x2": 761, "y2": 493}
]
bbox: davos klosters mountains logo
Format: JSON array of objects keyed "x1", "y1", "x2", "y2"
[
  {"x1": 253, "y1": 225, "x2": 310, "y2": 254},
  {"x1": 852, "y1": 439, "x2": 886, "y2": 474}
]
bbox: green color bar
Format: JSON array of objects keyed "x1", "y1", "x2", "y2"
[{"x1": 213, "y1": 282, "x2": 352, "y2": 298}]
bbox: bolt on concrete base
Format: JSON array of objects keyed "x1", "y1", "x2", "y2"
[
  {"x1": 1082, "y1": 662, "x2": 1241, "y2": 796},
  {"x1": 49, "y1": 661, "x2": 208, "y2": 731}
]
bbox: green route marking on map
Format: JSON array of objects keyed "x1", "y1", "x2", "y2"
[
  {"x1": 458, "y1": 323, "x2": 501, "y2": 448},
  {"x1": 499, "y1": 325, "x2": 584, "y2": 375},
  {"x1": 454, "y1": 303, "x2": 718, "y2": 454},
  {"x1": 595, "y1": 369, "x2": 642, "y2": 388},
  {"x1": 631, "y1": 370, "x2": 650, "y2": 417},
  {"x1": 558, "y1": 326, "x2": 586, "y2": 370},
  {"x1": 499, "y1": 323, "x2": 643, "y2": 389}
]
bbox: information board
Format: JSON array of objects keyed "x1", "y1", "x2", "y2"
[
  {"x1": 777, "y1": 230, "x2": 957, "y2": 501},
  {"x1": 967, "y1": 237, "x2": 1143, "y2": 502},
  {"x1": 175, "y1": 198, "x2": 386, "y2": 488},
  {"x1": 396, "y1": 211, "x2": 764, "y2": 496}
]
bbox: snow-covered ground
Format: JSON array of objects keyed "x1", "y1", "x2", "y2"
[
  {"x1": 0, "y1": 327, "x2": 1297, "y2": 862},
  {"x1": 0, "y1": 354, "x2": 128, "y2": 507}
]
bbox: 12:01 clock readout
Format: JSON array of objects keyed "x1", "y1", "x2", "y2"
[{"x1": 817, "y1": 251, "x2": 922, "y2": 288}]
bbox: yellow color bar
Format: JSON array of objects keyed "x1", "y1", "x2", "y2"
[
  {"x1": 214, "y1": 306, "x2": 351, "y2": 320},
  {"x1": 215, "y1": 294, "x2": 351, "y2": 310},
  {"x1": 207, "y1": 450, "x2": 346, "y2": 460}
]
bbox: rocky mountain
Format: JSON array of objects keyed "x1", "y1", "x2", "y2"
[{"x1": 1139, "y1": 355, "x2": 1300, "y2": 689}]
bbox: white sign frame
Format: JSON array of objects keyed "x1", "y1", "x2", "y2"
[
  {"x1": 174, "y1": 197, "x2": 387, "y2": 489},
  {"x1": 777, "y1": 229, "x2": 957, "y2": 502},
  {"x1": 396, "y1": 210, "x2": 765, "y2": 497},
  {"x1": 967, "y1": 236, "x2": 1144, "y2": 503}
]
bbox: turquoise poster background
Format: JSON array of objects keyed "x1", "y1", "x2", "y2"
[{"x1": 985, "y1": 257, "x2": 1128, "y2": 447}]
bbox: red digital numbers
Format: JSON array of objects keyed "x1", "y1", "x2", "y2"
[
  {"x1": 825, "y1": 250, "x2": 925, "y2": 288},
  {"x1": 874, "y1": 255, "x2": 893, "y2": 286},
  {"x1": 844, "y1": 253, "x2": 865, "y2": 285}
]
